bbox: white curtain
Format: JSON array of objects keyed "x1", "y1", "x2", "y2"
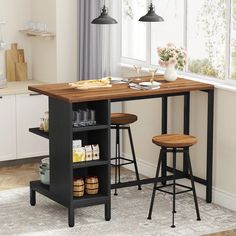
[
  {"x1": 78, "y1": 0, "x2": 121, "y2": 80},
  {"x1": 101, "y1": 0, "x2": 121, "y2": 77}
]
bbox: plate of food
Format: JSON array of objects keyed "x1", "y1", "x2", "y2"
[{"x1": 69, "y1": 77, "x2": 112, "y2": 90}]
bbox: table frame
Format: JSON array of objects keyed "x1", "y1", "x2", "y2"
[{"x1": 110, "y1": 89, "x2": 214, "y2": 203}]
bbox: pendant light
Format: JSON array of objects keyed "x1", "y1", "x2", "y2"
[
  {"x1": 91, "y1": 1, "x2": 118, "y2": 25},
  {"x1": 139, "y1": 2, "x2": 164, "y2": 22}
]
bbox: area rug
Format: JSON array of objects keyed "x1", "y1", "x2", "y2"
[{"x1": 0, "y1": 183, "x2": 236, "y2": 236}]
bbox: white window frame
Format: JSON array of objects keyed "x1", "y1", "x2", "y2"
[{"x1": 120, "y1": 0, "x2": 236, "y2": 82}]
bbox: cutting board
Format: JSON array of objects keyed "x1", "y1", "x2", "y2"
[
  {"x1": 15, "y1": 50, "x2": 28, "y2": 81},
  {"x1": 5, "y1": 43, "x2": 28, "y2": 81},
  {"x1": 5, "y1": 43, "x2": 18, "y2": 81}
]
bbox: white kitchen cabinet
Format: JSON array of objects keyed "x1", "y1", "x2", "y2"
[
  {"x1": 16, "y1": 93, "x2": 49, "y2": 159},
  {"x1": 0, "y1": 95, "x2": 16, "y2": 161}
]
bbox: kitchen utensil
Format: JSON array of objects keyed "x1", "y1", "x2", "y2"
[
  {"x1": 39, "y1": 163, "x2": 50, "y2": 185},
  {"x1": 133, "y1": 65, "x2": 142, "y2": 81},
  {"x1": 5, "y1": 43, "x2": 19, "y2": 81},
  {"x1": 15, "y1": 49, "x2": 28, "y2": 81},
  {"x1": 149, "y1": 68, "x2": 158, "y2": 83}
]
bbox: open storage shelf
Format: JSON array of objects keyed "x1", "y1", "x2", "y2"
[
  {"x1": 30, "y1": 99, "x2": 111, "y2": 227},
  {"x1": 73, "y1": 160, "x2": 108, "y2": 169},
  {"x1": 29, "y1": 128, "x2": 49, "y2": 139},
  {"x1": 19, "y1": 30, "x2": 56, "y2": 40}
]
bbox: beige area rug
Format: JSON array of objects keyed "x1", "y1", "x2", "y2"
[{"x1": 0, "y1": 184, "x2": 236, "y2": 236}]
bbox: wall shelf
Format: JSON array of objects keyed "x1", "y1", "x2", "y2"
[{"x1": 19, "y1": 30, "x2": 56, "y2": 40}]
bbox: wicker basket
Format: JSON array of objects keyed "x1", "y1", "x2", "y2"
[
  {"x1": 73, "y1": 178, "x2": 84, "y2": 197},
  {"x1": 85, "y1": 176, "x2": 99, "y2": 195}
]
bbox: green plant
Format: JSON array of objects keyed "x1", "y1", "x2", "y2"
[{"x1": 188, "y1": 59, "x2": 219, "y2": 78}]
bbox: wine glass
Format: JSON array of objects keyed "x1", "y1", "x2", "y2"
[
  {"x1": 149, "y1": 68, "x2": 158, "y2": 83},
  {"x1": 134, "y1": 65, "x2": 142, "y2": 81}
]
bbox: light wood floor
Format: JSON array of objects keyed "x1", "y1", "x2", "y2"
[
  {"x1": 0, "y1": 161, "x2": 235, "y2": 236},
  {"x1": 0, "y1": 162, "x2": 39, "y2": 190}
]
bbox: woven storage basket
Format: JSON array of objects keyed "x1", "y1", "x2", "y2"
[
  {"x1": 85, "y1": 176, "x2": 99, "y2": 195},
  {"x1": 73, "y1": 178, "x2": 84, "y2": 197}
]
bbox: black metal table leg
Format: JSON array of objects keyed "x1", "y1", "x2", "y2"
[
  {"x1": 206, "y1": 90, "x2": 214, "y2": 203},
  {"x1": 30, "y1": 188, "x2": 36, "y2": 206},
  {"x1": 68, "y1": 207, "x2": 75, "y2": 227},
  {"x1": 183, "y1": 93, "x2": 190, "y2": 175},
  {"x1": 161, "y1": 97, "x2": 168, "y2": 185}
]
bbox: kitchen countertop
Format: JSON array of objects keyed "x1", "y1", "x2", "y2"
[
  {"x1": 0, "y1": 80, "x2": 45, "y2": 96},
  {"x1": 29, "y1": 76, "x2": 214, "y2": 103}
]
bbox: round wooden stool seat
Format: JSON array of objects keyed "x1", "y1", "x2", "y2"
[
  {"x1": 152, "y1": 134, "x2": 197, "y2": 148},
  {"x1": 111, "y1": 113, "x2": 137, "y2": 125}
]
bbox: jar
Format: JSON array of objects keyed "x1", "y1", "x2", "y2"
[{"x1": 43, "y1": 111, "x2": 49, "y2": 132}]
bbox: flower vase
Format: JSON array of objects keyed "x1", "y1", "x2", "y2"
[{"x1": 164, "y1": 64, "x2": 177, "y2": 82}]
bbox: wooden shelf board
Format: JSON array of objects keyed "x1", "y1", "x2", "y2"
[
  {"x1": 19, "y1": 30, "x2": 55, "y2": 39},
  {"x1": 29, "y1": 128, "x2": 49, "y2": 139},
  {"x1": 29, "y1": 125, "x2": 109, "y2": 139},
  {"x1": 73, "y1": 193, "x2": 109, "y2": 208},
  {"x1": 73, "y1": 160, "x2": 108, "y2": 169},
  {"x1": 73, "y1": 124, "x2": 109, "y2": 133}
]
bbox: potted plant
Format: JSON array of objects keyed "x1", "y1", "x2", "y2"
[{"x1": 157, "y1": 43, "x2": 187, "y2": 81}]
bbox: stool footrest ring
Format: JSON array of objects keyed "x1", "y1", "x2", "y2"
[
  {"x1": 155, "y1": 183, "x2": 193, "y2": 195},
  {"x1": 111, "y1": 156, "x2": 134, "y2": 167}
]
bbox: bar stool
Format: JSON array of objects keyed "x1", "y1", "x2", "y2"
[
  {"x1": 147, "y1": 134, "x2": 201, "y2": 228},
  {"x1": 111, "y1": 113, "x2": 142, "y2": 195}
]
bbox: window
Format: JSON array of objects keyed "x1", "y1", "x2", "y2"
[
  {"x1": 121, "y1": 0, "x2": 235, "y2": 81},
  {"x1": 187, "y1": 0, "x2": 227, "y2": 79},
  {"x1": 151, "y1": 0, "x2": 185, "y2": 65},
  {"x1": 231, "y1": 0, "x2": 236, "y2": 80},
  {"x1": 122, "y1": 0, "x2": 147, "y2": 61}
]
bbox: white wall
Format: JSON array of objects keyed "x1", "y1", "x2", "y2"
[
  {"x1": 56, "y1": 0, "x2": 78, "y2": 83},
  {"x1": 0, "y1": 0, "x2": 78, "y2": 83},
  {"x1": 0, "y1": 0, "x2": 32, "y2": 79},
  {"x1": 31, "y1": 0, "x2": 57, "y2": 83},
  {"x1": 122, "y1": 68, "x2": 236, "y2": 210}
]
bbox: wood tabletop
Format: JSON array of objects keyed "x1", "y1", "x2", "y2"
[{"x1": 28, "y1": 76, "x2": 214, "y2": 103}]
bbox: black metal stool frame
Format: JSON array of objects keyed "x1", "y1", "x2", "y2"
[
  {"x1": 111, "y1": 124, "x2": 142, "y2": 195},
  {"x1": 147, "y1": 147, "x2": 201, "y2": 228}
]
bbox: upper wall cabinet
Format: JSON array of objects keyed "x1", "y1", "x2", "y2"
[
  {"x1": 15, "y1": 93, "x2": 49, "y2": 159},
  {"x1": 0, "y1": 95, "x2": 16, "y2": 161}
]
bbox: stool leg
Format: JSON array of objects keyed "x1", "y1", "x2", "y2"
[
  {"x1": 114, "y1": 125, "x2": 119, "y2": 196},
  {"x1": 147, "y1": 149, "x2": 163, "y2": 220},
  {"x1": 187, "y1": 151, "x2": 201, "y2": 221},
  {"x1": 118, "y1": 126, "x2": 121, "y2": 184},
  {"x1": 171, "y1": 148, "x2": 176, "y2": 228},
  {"x1": 161, "y1": 148, "x2": 167, "y2": 185},
  {"x1": 128, "y1": 126, "x2": 142, "y2": 190}
]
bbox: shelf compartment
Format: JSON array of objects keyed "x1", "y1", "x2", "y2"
[
  {"x1": 73, "y1": 194, "x2": 109, "y2": 208},
  {"x1": 29, "y1": 128, "x2": 49, "y2": 139},
  {"x1": 73, "y1": 160, "x2": 108, "y2": 169},
  {"x1": 72, "y1": 100, "x2": 110, "y2": 126}
]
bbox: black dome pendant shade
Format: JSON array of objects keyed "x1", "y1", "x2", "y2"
[
  {"x1": 91, "y1": 5, "x2": 118, "y2": 24},
  {"x1": 139, "y1": 3, "x2": 164, "y2": 22}
]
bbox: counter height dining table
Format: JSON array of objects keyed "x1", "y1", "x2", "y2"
[{"x1": 28, "y1": 75, "x2": 214, "y2": 227}]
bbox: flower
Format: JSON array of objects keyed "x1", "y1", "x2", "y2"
[{"x1": 157, "y1": 43, "x2": 187, "y2": 70}]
